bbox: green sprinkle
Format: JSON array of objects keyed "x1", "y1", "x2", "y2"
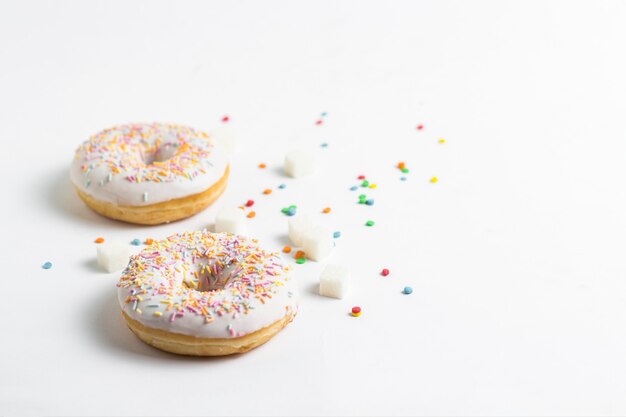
[
  {"x1": 401, "y1": 168, "x2": 409, "y2": 173},
  {"x1": 361, "y1": 180, "x2": 369, "y2": 187},
  {"x1": 296, "y1": 257, "x2": 306, "y2": 264},
  {"x1": 366, "y1": 220, "x2": 375, "y2": 227}
]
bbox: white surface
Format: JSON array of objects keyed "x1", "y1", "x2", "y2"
[
  {"x1": 319, "y1": 264, "x2": 351, "y2": 299},
  {"x1": 2, "y1": 1, "x2": 626, "y2": 416}
]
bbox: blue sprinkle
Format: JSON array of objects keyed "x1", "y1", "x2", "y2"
[
  {"x1": 320, "y1": 142, "x2": 329, "y2": 148},
  {"x1": 321, "y1": 112, "x2": 327, "y2": 117},
  {"x1": 333, "y1": 231, "x2": 341, "y2": 238},
  {"x1": 42, "y1": 261, "x2": 52, "y2": 270},
  {"x1": 366, "y1": 199, "x2": 375, "y2": 206},
  {"x1": 131, "y1": 238, "x2": 141, "y2": 246},
  {"x1": 349, "y1": 185, "x2": 358, "y2": 191},
  {"x1": 400, "y1": 176, "x2": 407, "y2": 181},
  {"x1": 403, "y1": 286, "x2": 413, "y2": 295},
  {"x1": 278, "y1": 184, "x2": 287, "y2": 189},
  {"x1": 286, "y1": 206, "x2": 297, "y2": 216}
]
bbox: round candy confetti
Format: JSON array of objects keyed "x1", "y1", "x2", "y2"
[
  {"x1": 278, "y1": 184, "x2": 287, "y2": 189},
  {"x1": 365, "y1": 199, "x2": 375, "y2": 206},
  {"x1": 361, "y1": 180, "x2": 369, "y2": 187},
  {"x1": 94, "y1": 237, "x2": 105, "y2": 244},
  {"x1": 357, "y1": 175, "x2": 365, "y2": 180},
  {"x1": 322, "y1": 207, "x2": 331, "y2": 214},
  {"x1": 350, "y1": 186, "x2": 358, "y2": 191},
  {"x1": 431, "y1": 177, "x2": 438, "y2": 183},
  {"x1": 258, "y1": 163, "x2": 267, "y2": 169},
  {"x1": 296, "y1": 257, "x2": 306, "y2": 264},
  {"x1": 333, "y1": 231, "x2": 341, "y2": 238},
  {"x1": 365, "y1": 220, "x2": 375, "y2": 227},
  {"x1": 245, "y1": 199, "x2": 255, "y2": 207},
  {"x1": 381, "y1": 268, "x2": 390, "y2": 277},
  {"x1": 351, "y1": 306, "x2": 362, "y2": 317},
  {"x1": 221, "y1": 115, "x2": 230, "y2": 122},
  {"x1": 417, "y1": 124, "x2": 424, "y2": 130},
  {"x1": 42, "y1": 261, "x2": 52, "y2": 270},
  {"x1": 295, "y1": 250, "x2": 306, "y2": 259},
  {"x1": 145, "y1": 238, "x2": 154, "y2": 245},
  {"x1": 400, "y1": 176, "x2": 407, "y2": 181},
  {"x1": 321, "y1": 143, "x2": 329, "y2": 148},
  {"x1": 283, "y1": 246, "x2": 292, "y2": 253},
  {"x1": 263, "y1": 189, "x2": 272, "y2": 195},
  {"x1": 403, "y1": 286, "x2": 413, "y2": 295},
  {"x1": 401, "y1": 168, "x2": 409, "y2": 174},
  {"x1": 130, "y1": 238, "x2": 141, "y2": 246},
  {"x1": 247, "y1": 211, "x2": 256, "y2": 218},
  {"x1": 439, "y1": 138, "x2": 446, "y2": 144}
]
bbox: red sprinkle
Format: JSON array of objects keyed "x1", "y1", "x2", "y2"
[
  {"x1": 381, "y1": 268, "x2": 390, "y2": 277},
  {"x1": 417, "y1": 124, "x2": 424, "y2": 130},
  {"x1": 315, "y1": 119, "x2": 323, "y2": 125},
  {"x1": 357, "y1": 175, "x2": 366, "y2": 180},
  {"x1": 351, "y1": 306, "x2": 362, "y2": 316},
  {"x1": 245, "y1": 200, "x2": 254, "y2": 207},
  {"x1": 222, "y1": 115, "x2": 230, "y2": 122}
]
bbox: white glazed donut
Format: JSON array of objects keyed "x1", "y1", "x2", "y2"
[
  {"x1": 70, "y1": 123, "x2": 229, "y2": 225},
  {"x1": 117, "y1": 231, "x2": 298, "y2": 356}
]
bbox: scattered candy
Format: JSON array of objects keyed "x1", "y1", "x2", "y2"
[
  {"x1": 315, "y1": 120, "x2": 323, "y2": 126},
  {"x1": 319, "y1": 264, "x2": 350, "y2": 299},
  {"x1": 369, "y1": 183, "x2": 377, "y2": 189},
  {"x1": 358, "y1": 194, "x2": 367, "y2": 204},
  {"x1": 322, "y1": 207, "x2": 331, "y2": 214},
  {"x1": 333, "y1": 231, "x2": 341, "y2": 238},
  {"x1": 366, "y1": 220, "x2": 375, "y2": 227},
  {"x1": 263, "y1": 189, "x2": 272, "y2": 195},
  {"x1": 400, "y1": 176, "x2": 407, "y2": 181},
  {"x1": 357, "y1": 175, "x2": 365, "y2": 180},
  {"x1": 247, "y1": 211, "x2": 256, "y2": 218},
  {"x1": 221, "y1": 115, "x2": 230, "y2": 122},
  {"x1": 282, "y1": 205, "x2": 297, "y2": 216},
  {"x1": 283, "y1": 246, "x2": 292, "y2": 253},
  {"x1": 365, "y1": 199, "x2": 375, "y2": 206},
  {"x1": 145, "y1": 238, "x2": 154, "y2": 245},
  {"x1": 439, "y1": 138, "x2": 446, "y2": 144},
  {"x1": 130, "y1": 238, "x2": 141, "y2": 246},
  {"x1": 278, "y1": 184, "x2": 287, "y2": 189},
  {"x1": 417, "y1": 124, "x2": 424, "y2": 130},
  {"x1": 94, "y1": 237, "x2": 105, "y2": 244},
  {"x1": 321, "y1": 143, "x2": 329, "y2": 148},
  {"x1": 245, "y1": 199, "x2": 255, "y2": 207},
  {"x1": 431, "y1": 177, "x2": 438, "y2": 183},
  {"x1": 381, "y1": 268, "x2": 390, "y2": 276},
  {"x1": 401, "y1": 168, "x2": 409, "y2": 173},
  {"x1": 42, "y1": 261, "x2": 52, "y2": 270},
  {"x1": 403, "y1": 286, "x2": 413, "y2": 295},
  {"x1": 294, "y1": 250, "x2": 306, "y2": 259},
  {"x1": 296, "y1": 257, "x2": 306, "y2": 264},
  {"x1": 351, "y1": 306, "x2": 362, "y2": 317},
  {"x1": 258, "y1": 163, "x2": 267, "y2": 169},
  {"x1": 361, "y1": 180, "x2": 369, "y2": 187},
  {"x1": 215, "y1": 207, "x2": 247, "y2": 234},
  {"x1": 350, "y1": 186, "x2": 358, "y2": 191}
]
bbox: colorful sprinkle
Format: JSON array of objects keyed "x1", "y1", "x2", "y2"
[
  {"x1": 431, "y1": 177, "x2": 438, "y2": 183},
  {"x1": 296, "y1": 257, "x2": 306, "y2": 264},
  {"x1": 417, "y1": 124, "x2": 424, "y2": 130},
  {"x1": 366, "y1": 220, "x2": 375, "y2": 227},
  {"x1": 247, "y1": 211, "x2": 256, "y2": 218},
  {"x1": 381, "y1": 268, "x2": 390, "y2": 277},
  {"x1": 131, "y1": 238, "x2": 141, "y2": 246},
  {"x1": 361, "y1": 180, "x2": 369, "y2": 187},
  {"x1": 365, "y1": 199, "x2": 375, "y2": 206},
  {"x1": 369, "y1": 183, "x2": 377, "y2": 189},
  {"x1": 282, "y1": 205, "x2": 297, "y2": 216},
  {"x1": 94, "y1": 237, "x2": 105, "y2": 244},
  {"x1": 222, "y1": 115, "x2": 230, "y2": 122},
  {"x1": 351, "y1": 306, "x2": 362, "y2": 317},
  {"x1": 295, "y1": 250, "x2": 306, "y2": 259},
  {"x1": 403, "y1": 286, "x2": 413, "y2": 295},
  {"x1": 258, "y1": 163, "x2": 267, "y2": 169},
  {"x1": 322, "y1": 207, "x2": 331, "y2": 214},
  {"x1": 350, "y1": 186, "x2": 358, "y2": 191},
  {"x1": 278, "y1": 184, "x2": 287, "y2": 189},
  {"x1": 397, "y1": 162, "x2": 406, "y2": 170},
  {"x1": 320, "y1": 143, "x2": 329, "y2": 148},
  {"x1": 42, "y1": 261, "x2": 52, "y2": 270},
  {"x1": 357, "y1": 175, "x2": 366, "y2": 180},
  {"x1": 283, "y1": 246, "x2": 292, "y2": 253},
  {"x1": 400, "y1": 176, "x2": 407, "y2": 181},
  {"x1": 333, "y1": 231, "x2": 341, "y2": 238},
  {"x1": 439, "y1": 138, "x2": 446, "y2": 144},
  {"x1": 245, "y1": 199, "x2": 255, "y2": 207},
  {"x1": 315, "y1": 120, "x2": 323, "y2": 126},
  {"x1": 401, "y1": 168, "x2": 409, "y2": 174},
  {"x1": 263, "y1": 189, "x2": 272, "y2": 195},
  {"x1": 145, "y1": 238, "x2": 154, "y2": 245}
]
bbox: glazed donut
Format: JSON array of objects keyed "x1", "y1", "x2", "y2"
[
  {"x1": 70, "y1": 123, "x2": 229, "y2": 225},
  {"x1": 117, "y1": 231, "x2": 298, "y2": 356}
]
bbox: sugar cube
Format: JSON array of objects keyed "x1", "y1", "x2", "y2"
[
  {"x1": 319, "y1": 264, "x2": 350, "y2": 299},
  {"x1": 302, "y1": 226, "x2": 334, "y2": 262},
  {"x1": 97, "y1": 241, "x2": 132, "y2": 273},
  {"x1": 284, "y1": 148, "x2": 318, "y2": 178},
  {"x1": 288, "y1": 214, "x2": 315, "y2": 246},
  {"x1": 215, "y1": 207, "x2": 246, "y2": 235}
]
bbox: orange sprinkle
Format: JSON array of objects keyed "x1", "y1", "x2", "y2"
[
  {"x1": 263, "y1": 189, "x2": 272, "y2": 195},
  {"x1": 145, "y1": 238, "x2": 154, "y2": 245},
  {"x1": 283, "y1": 246, "x2": 292, "y2": 253},
  {"x1": 247, "y1": 211, "x2": 256, "y2": 218},
  {"x1": 322, "y1": 207, "x2": 331, "y2": 214},
  {"x1": 258, "y1": 163, "x2": 267, "y2": 169},
  {"x1": 397, "y1": 161, "x2": 406, "y2": 169},
  {"x1": 94, "y1": 237, "x2": 105, "y2": 244},
  {"x1": 295, "y1": 250, "x2": 305, "y2": 259}
]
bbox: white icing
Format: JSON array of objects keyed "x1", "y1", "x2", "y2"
[{"x1": 70, "y1": 123, "x2": 228, "y2": 206}]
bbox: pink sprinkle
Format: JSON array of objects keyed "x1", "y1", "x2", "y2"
[
  {"x1": 315, "y1": 119, "x2": 323, "y2": 125},
  {"x1": 417, "y1": 124, "x2": 424, "y2": 130},
  {"x1": 381, "y1": 268, "x2": 390, "y2": 277},
  {"x1": 222, "y1": 115, "x2": 230, "y2": 123}
]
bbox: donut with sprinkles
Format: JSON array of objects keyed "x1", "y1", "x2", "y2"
[
  {"x1": 117, "y1": 230, "x2": 298, "y2": 356},
  {"x1": 70, "y1": 122, "x2": 229, "y2": 225}
]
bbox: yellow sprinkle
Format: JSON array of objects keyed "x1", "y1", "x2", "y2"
[
  {"x1": 439, "y1": 138, "x2": 446, "y2": 144},
  {"x1": 369, "y1": 183, "x2": 377, "y2": 189},
  {"x1": 154, "y1": 311, "x2": 163, "y2": 317},
  {"x1": 431, "y1": 176, "x2": 438, "y2": 183}
]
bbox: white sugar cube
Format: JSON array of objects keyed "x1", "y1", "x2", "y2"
[
  {"x1": 97, "y1": 241, "x2": 132, "y2": 273},
  {"x1": 319, "y1": 264, "x2": 350, "y2": 299},
  {"x1": 215, "y1": 207, "x2": 246, "y2": 235},
  {"x1": 210, "y1": 126, "x2": 238, "y2": 156},
  {"x1": 302, "y1": 226, "x2": 334, "y2": 262},
  {"x1": 284, "y1": 148, "x2": 318, "y2": 178},
  {"x1": 288, "y1": 214, "x2": 315, "y2": 246}
]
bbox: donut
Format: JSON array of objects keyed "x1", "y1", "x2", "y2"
[
  {"x1": 70, "y1": 123, "x2": 229, "y2": 225},
  {"x1": 117, "y1": 231, "x2": 298, "y2": 356}
]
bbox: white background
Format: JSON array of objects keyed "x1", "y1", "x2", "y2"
[{"x1": 2, "y1": 1, "x2": 626, "y2": 415}]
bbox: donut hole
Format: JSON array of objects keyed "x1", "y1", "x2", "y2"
[{"x1": 141, "y1": 142, "x2": 179, "y2": 166}]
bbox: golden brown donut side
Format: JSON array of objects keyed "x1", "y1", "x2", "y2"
[
  {"x1": 74, "y1": 166, "x2": 229, "y2": 225},
  {"x1": 121, "y1": 309, "x2": 296, "y2": 356}
]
